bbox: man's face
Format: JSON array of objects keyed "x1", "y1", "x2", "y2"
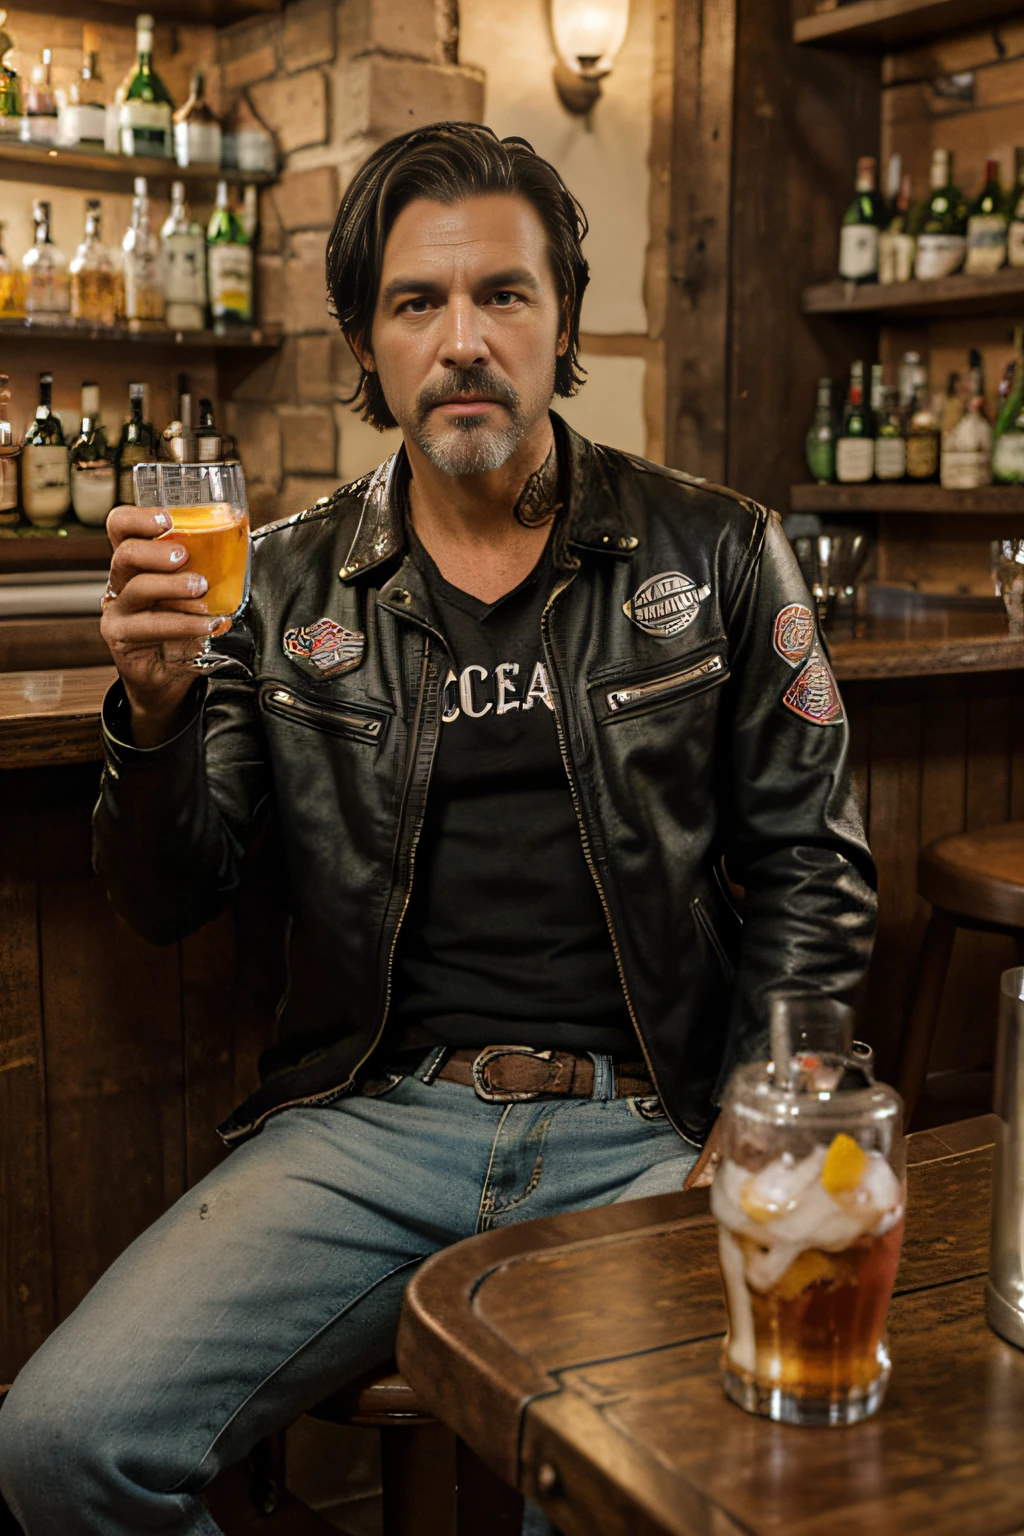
[{"x1": 364, "y1": 193, "x2": 568, "y2": 476}]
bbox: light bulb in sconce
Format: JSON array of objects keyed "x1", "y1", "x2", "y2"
[{"x1": 550, "y1": 0, "x2": 630, "y2": 116}]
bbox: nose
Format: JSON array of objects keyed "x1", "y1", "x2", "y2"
[{"x1": 437, "y1": 292, "x2": 490, "y2": 372}]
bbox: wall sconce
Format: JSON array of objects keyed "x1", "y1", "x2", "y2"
[{"x1": 550, "y1": 0, "x2": 630, "y2": 117}]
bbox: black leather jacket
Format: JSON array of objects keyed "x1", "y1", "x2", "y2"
[{"x1": 94, "y1": 416, "x2": 876, "y2": 1145}]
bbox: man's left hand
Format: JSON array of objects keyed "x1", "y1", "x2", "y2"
[{"x1": 683, "y1": 1116, "x2": 725, "y2": 1190}]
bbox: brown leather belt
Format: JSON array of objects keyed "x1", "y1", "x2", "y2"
[{"x1": 435, "y1": 1045, "x2": 655, "y2": 1103}]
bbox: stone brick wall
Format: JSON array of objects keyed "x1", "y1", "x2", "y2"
[{"x1": 217, "y1": 0, "x2": 484, "y2": 527}]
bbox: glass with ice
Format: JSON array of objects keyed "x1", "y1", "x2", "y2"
[{"x1": 711, "y1": 999, "x2": 905, "y2": 1426}]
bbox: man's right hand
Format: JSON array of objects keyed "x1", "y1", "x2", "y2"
[{"x1": 101, "y1": 506, "x2": 224, "y2": 749}]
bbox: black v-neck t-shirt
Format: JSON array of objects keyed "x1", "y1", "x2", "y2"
[{"x1": 389, "y1": 526, "x2": 635, "y2": 1055}]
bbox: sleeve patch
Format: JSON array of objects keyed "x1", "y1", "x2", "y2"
[
  {"x1": 773, "y1": 603, "x2": 815, "y2": 666},
  {"x1": 782, "y1": 647, "x2": 844, "y2": 726}
]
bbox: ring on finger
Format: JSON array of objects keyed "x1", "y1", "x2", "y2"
[{"x1": 100, "y1": 579, "x2": 119, "y2": 610}]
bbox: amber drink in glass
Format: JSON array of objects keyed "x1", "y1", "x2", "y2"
[{"x1": 711, "y1": 1000, "x2": 905, "y2": 1426}]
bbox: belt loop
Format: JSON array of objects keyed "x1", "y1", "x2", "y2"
[{"x1": 589, "y1": 1052, "x2": 615, "y2": 1100}]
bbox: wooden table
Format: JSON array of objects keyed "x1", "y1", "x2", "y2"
[
  {"x1": 0, "y1": 666, "x2": 114, "y2": 768},
  {"x1": 398, "y1": 1115, "x2": 1021, "y2": 1536}
]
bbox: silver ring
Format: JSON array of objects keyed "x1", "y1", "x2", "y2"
[{"x1": 100, "y1": 580, "x2": 118, "y2": 610}]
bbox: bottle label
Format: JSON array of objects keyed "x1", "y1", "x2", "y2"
[
  {"x1": 906, "y1": 435, "x2": 939, "y2": 480},
  {"x1": 0, "y1": 454, "x2": 18, "y2": 515},
  {"x1": 992, "y1": 433, "x2": 1024, "y2": 480},
  {"x1": 940, "y1": 448, "x2": 992, "y2": 490},
  {"x1": 57, "y1": 103, "x2": 107, "y2": 146},
  {"x1": 71, "y1": 462, "x2": 116, "y2": 524},
  {"x1": 209, "y1": 243, "x2": 253, "y2": 322},
  {"x1": 874, "y1": 437, "x2": 907, "y2": 480},
  {"x1": 839, "y1": 224, "x2": 878, "y2": 281},
  {"x1": 23, "y1": 445, "x2": 71, "y2": 523},
  {"x1": 125, "y1": 249, "x2": 165, "y2": 322},
  {"x1": 836, "y1": 437, "x2": 874, "y2": 483},
  {"x1": 120, "y1": 100, "x2": 171, "y2": 155},
  {"x1": 893, "y1": 232, "x2": 916, "y2": 284},
  {"x1": 164, "y1": 231, "x2": 208, "y2": 307},
  {"x1": 173, "y1": 120, "x2": 222, "y2": 167},
  {"x1": 965, "y1": 215, "x2": 1007, "y2": 274},
  {"x1": 914, "y1": 233, "x2": 966, "y2": 280},
  {"x1": 1008, "y1": 224, "x2": 1024, "y2": 269}
]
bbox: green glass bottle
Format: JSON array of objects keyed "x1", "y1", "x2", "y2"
[
  {"x1": 0, "y1": 9, "x2": 21, "y2": 122},
  {"x1": 992, "y1": 326, "x2": 1024, "y2": 484},
  {"x1": 207, "y1": 180, "x2": 253, "y2": 329},
  {"x1": 119, "y1": 13, "x2": 173, "y2": 158},
  {"x1": 965, "y1": 157, "x2": 1007, "y2": 275},
  {"x1": 115, "y1": 382, "x2": 159, "y2": 504},
  {"x1": 915, "y1": 149, "x2": 967, "y2": 280},
  {"x1": 874, "y1": 387, "x2": 907, "y2": 482},
  {"x1": 805, "y1": 378, "x2": 836, "y2": 484},
  {"x1": 21, "y1": 371, "x2": 70, "y2": 528},
  {"x1": 838, "y1": 156, "x2": 885, "y2": 284},
  {"x1": 835, "y1": 361, "x2": 875, "y2": 484}
]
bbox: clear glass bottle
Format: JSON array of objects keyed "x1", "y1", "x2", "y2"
[
  {"x1": 58, "y1": 46, "x2": 107, "y2": 148},
  {"x1": 173, "y1": 68, "x2": 221, "y2": 168},
  {"x1": 838, "y1": 156, "x2": 885, "y2": 284},
  {"x1": 207, "y1": 180, "x2": 252, "y2": 329},
  {"x1": 116, "y1": 383, "x2": 159, "y2": 504},
  {"x1": 221, "y1": 94, "x2": 276, "y2": 175},
  {"x1": 874, "y1": 387, "x2": 907, "y2": 482},
  {"x1": 992, "y1": 327, "x2": 1024, "y2": 484},
  {"x1": 965, "y1": 157, "x2": 1007, "y2": 275},
  {"x1": 0, "y1": 218, "x2": 25, "y2": 319},
  {"x1": 915, "y1": 149, "x2": 967, "y2": 280},
  {"x1": 805, "y1": 378, "x2": 835, "y2": 485},
  {"x1": 21, "y1": 371, "x2": 70, "y2": 527},
  {"x1": 0, "y1": 372, "x2": 19, "y2": 524},
  {"x1": 196, "y1": 396, "x2": 222, "y2": 462},
  {"x1": 21, "y1": 200, "x2": 70, "y2": 326},
  {"x1": 161, "y1": 181, "x2": 207, "y2": 331},
  {"x1": 836, "y1": 361, "x2": 875, "y2": 484},
  {"x1": 119, "y1": 12, "x2": 173, "y2": 158},
  {"x1": 123, "y1": 176, "x2": 165, "y2": 328},
  {"x1": 70, "y1": 199, "x2": 119, "y2": 329},
  {"x1": 0, "y1": 9, "x2": 22, "y2": 135},
  {"x1": 70, "y1": 383, "x2": 117, "y2": 526},
  {"x1": 905, "y1": 385, "x2": 940, "y2": 483},
  {"x1": 20, "y1": 47, "x2": 58, "y2": 145},
  {"x1": 942, "y1": 350, "x2": 992, "y2": 489}
]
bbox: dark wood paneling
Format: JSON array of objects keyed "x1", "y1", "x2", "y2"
[{"x1": 793, "y1": 0, "x2": 1024, "y2": 51}]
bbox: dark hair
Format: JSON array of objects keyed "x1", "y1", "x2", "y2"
[{"x1": 325, "y1": 122, "x2": 590, "y2": 430}]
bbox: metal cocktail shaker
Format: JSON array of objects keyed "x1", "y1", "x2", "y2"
[{"x1": 986, "y1": 967, "x2": 1024, "y2": 1349}]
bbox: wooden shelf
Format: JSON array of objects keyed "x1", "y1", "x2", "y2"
[
  {"x1": 27, "y1": 0, "x2": 280, "y2": 27},
  {"x1": 0, "y1": 319, "x2": 279, "y2": 348},
  {"x1": 0, "y1": 526, "x2": 112, "y2": 573},
  {"x1": 791, "y1": 483, "x2": 1024, "y2": 513},
  {"x1": 793, "y1": 0, "x2": 1024, "y2": 51},
  {"x1": 0, "y1": 141, "x2": 275, "y2": 196},
  {"x1": 803, "y1": 268, "x2": 1024, "y2": 319}
]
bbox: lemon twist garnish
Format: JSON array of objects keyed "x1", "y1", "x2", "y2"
[{"x1": 821, "y1": 1132, "x2": 868, "y2": 1196}]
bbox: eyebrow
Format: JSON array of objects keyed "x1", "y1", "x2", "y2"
[{"x1": 379, "y1": 267, "x2": 542, "y2": 307}]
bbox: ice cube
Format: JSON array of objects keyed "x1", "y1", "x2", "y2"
[{"x1": 740, "y1": 1144, "x2": 826, "y2": 1224}]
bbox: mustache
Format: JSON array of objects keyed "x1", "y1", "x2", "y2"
[{"x1": 417, "y1": 367, "x2": 519, "y2": 420}]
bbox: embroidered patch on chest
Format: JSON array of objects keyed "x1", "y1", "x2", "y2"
[
  {"x1": 623, "y1": 571, "x2": 711, "y2": 637},
  {"x1": 783, "y1": 646, "x2": 844, "y2": 726},
  {"x1": 283, "y1": 617, "x2": 365, "y2": 678},
  {"x1": 773, "y1": 603, "x2": 815, "y2": 666}
]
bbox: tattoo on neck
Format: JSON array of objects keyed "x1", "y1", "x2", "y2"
[{"x1": 513, "y1": 445, "x2": 561, "y2": 528}]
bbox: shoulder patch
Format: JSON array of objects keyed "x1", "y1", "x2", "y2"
[
  {"x1": 773, "y1": 603, "x2": 815, "y2": 666},
  {"x1": 782, "y1": 646, "x2": 843, "y2": 726}
]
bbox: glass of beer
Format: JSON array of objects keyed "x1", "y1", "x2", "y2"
[
  {"x1": 711, "y1": 1001, "x2": 905, "y2": 1427},
  {"x1": 133, "y1": 461, "x2": 249, "y2": 671}
]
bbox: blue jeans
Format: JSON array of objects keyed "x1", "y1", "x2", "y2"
[{"x1": 0, "y1": 1052, "x2": 698, "y2": 1534}]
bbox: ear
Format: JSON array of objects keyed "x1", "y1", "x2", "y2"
[
  {"x1": 347, "y1": 333, "x2": 376, "y2": 375},
  {"x1": 556, "y1": 298, "x2": 571, "y2": 359}
]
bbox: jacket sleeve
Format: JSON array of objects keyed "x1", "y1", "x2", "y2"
[
  {"x1": 92, "y1": 618, "x2": 273, "y2": 946},
  {"x1": 714, "y1": 510, "x2": 877, "y2": 1094}
]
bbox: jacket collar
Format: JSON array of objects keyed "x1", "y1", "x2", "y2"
[{"x1": 337, "y1": 412, "x2": 640, "y2": 583}]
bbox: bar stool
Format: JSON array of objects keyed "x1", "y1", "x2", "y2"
[{"x1": 897, "y1": 821, "x2": 1024, "y2": 1125}]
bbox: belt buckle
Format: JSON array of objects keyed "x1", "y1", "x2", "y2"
[{"x1": 471, "y1": 1045, "x2": 550, "y2": 1103}]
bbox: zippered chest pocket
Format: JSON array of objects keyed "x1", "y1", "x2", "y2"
[
  {"x1": 590, "y1": 645, "x2": 730, "y2": 724},
  {"x1": 258, "y1": 681, "x2": 388, "y2": 745}
]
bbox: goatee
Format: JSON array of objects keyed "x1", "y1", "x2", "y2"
[{"x1": 414, "y1": 366, "x2": 524, "y2": 476}]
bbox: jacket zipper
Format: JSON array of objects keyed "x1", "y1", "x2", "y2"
[
  {"x1": 261, "y1": 685, "x2": 384, "y2": 742},
  {"x1": 541, "y1": 574, "x2": 692, "y2": 1140},
  {"x1": 606, "y1": 653, "x2": 725, "y2": 714},
  {"x1": 691, "y1": 895, "x2": 735, "y2": 982}
]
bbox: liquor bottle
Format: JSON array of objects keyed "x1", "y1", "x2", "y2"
[
  {"x1": 21, "y1": 371, "x2": 70, "y2": 527},
  {"x1": 964, "y1": 158, "x2": 1007, "y2": 275},
  {"x1": 898, "y1": 350, "x2": 927, "y2": 411},
  {"x1": 69, "y1": 200, "x2": 119, "y2": 329},
  {"x1": 20, "y1": 48, "x2": 58, "y2": 145},
  {"x1": 0, "y1": 373, "x2": 18, "y2": 524},
  {"x1": 221, "y1": 94, "x2": 276, "y2": 175},
  {"x1": 1007, "y1": 148, "x2": 1024, "y2": 269},
  {"x1": 874, "y1": 387, "x2": 907, "y2": 481},
  {"x1": 123, "y1": 176, "x2": 165, "y2": 328},
  {"x1": 0, "y1": 218, "x2": 25, "y2": 318},
  {"x1": 119, "y1": 13, "x2": 173, "y2": 158},
  {"x1": 941, "y1": 349, "x2": 992, "y2": 489},
  {"x1": 838, "y1": 156, "x2": 884, "y2": 284},
  {"x1": 835, "y1": 361, "x2": 875, "y2": 484},
  {"x1": 992, "y1": 327, "x2": 1024, "y2": 483},
  {"x1": 0, "y1": 9, "x2": 22, "y2": 130},
  {"x1": 905, "y1": 385, "x2": 940, "y2": 483},
  {"x1": 207, "y1": 181, "x2": 253, "y2": 329},
  {"x1": 195, "y1": 397, "x2": 222, "y2": 462},
  {"x1": 940, "y1": 370, "x2": 964, "y2": 441},
  {"x1": 241, "y1": 185, "x2": 259, "y2": 243},
  {"x1": 804, "y1": 378, "x2": 835, "y2": 484},
  {"x1": 162, "y1": 389, "x2": 199, "y2": 462},
  {"x1": 173, "y1": 69, "x2": 221, "y2": 168},
  {"x1": 70, "y1": 383, "x2": 117, "y2": 526},
  {"x1": 161, "y1": 181, "x2": 207, "y2": 331},
  {"x1": 58, "y1": 44, "x2": 107, "y2": 148},
  {"x1": 21, "y1": 200, "x2": 70, "y2": 326},
  {"x1": 116, "y1": 383, "x2": 158, "y2": 504},
  {"x1": 915, "y1": 150, "x2": 967, "y2": 280}
]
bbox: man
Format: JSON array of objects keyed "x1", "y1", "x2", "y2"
[{"x1": 0, "y1": 123, "x2": 876, "y2": 1533}]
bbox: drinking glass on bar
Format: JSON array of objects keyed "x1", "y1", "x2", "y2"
[
  {"x1": 711, "y1": 998, "x2": 905, "y2": 1426},
  {"x1": 133, "y1": 460, "x2": 250, "y2": 671}
]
